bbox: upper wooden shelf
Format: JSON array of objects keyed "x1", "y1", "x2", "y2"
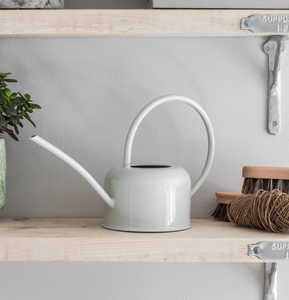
[
  {"x1": 0, "y1": 217, "x2": 288, "y2": 262},
  {"x1": 0, "y1": 9, "x2": 288, "y2": 37}
]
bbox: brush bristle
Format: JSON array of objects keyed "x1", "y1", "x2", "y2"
[
  {"x1": 210, "y1": 203, "x2": 230, "y2": 222},
  {"x1": 242, "y1": 178, "x2": 289, "y2": 194}
]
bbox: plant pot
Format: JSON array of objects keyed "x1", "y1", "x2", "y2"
[
  {"x1": 0, "y1": 139, "x2": 6, "y2": 213},
  {"x1": 0, "y1": 0, "x2": 64, "y2": 8}
]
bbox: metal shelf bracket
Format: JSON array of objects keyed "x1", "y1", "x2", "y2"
[
  {"x1": 264, "y1": 36, "x2": 287, "y2": 135},
  {"x1": 241, "y1": 15, "x2": 289, "y2": 135},
  {"x1": 264, "y1": 263, "x2": 278, "y2": 300},
  {"x1": 248, "y1": 243, "x2": 281, "y2": 299}
]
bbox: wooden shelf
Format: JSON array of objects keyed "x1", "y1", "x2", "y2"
[
  {"x1": 0, "y1": 218, "x2": 288, "y2": 262},
  {"x1": 0, "y1": 9, "x2": 288, "y2": 37}
]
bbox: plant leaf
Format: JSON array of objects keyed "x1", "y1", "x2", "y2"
[
  {"x1": 25, "y1": 107, "x2": 33, "y2": 113},
  {"x1": 3, "y1": 107, "x2": 12, "y2": 117},
  {"x1": 4, "y1": 79, "x2": 17, "y2": 83},
  {"x1": 0, "y1": 115, "x2": 6, "y2": 126},
  {"x1": 0, "y1": 127, "x2": 18, "y2": 141},
  {"x1": 25, "y1": 94, "x2": 31, "y2": 101},
  {"x1": 4, "y1": 89, "x2": 11, "y2": 97},
  {"x1": 18, "y1": 93, "x2": 27, "y2": 102},
  {"x1": 11, "y1": 97, "x2": 21, "y2": 106},
  {"x1": 12, "y1": 122, "x2": 19, "y2": 134},
  {"x1": 0, "y1": 127, "x2": 13, "y2": 134},
  {"x1": 8, "y1": 107, "x2": 18, "y2": 116},
  {"x1": 7, "y1": 101, "x2": 16, "y2": 108},
  {"x1": 1, "y1": 93, "x2": 9, "y2": 100},
  {"x1": 24, "y1": 114, "x2": 36, "y2": 127},
  {"x1": 29, "y1": 103, "x2": 41, "y2": 109},
  {"x1": 0, "y1": 97, "x2": 6, "y2": 105},
  {"x1": 10, "y1": 133, "x2": 18, "y2": 141},
  {"x1": 8, "y1": 132, "x2": 19, "y2": 141}
]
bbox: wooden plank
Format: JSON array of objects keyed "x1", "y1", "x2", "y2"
[
  {"x1": 242, "y1": 166, "x2": 289, "y2": 180},
  {"x1": 0, "y1": 9, "x2": 287, "y2": 37},
  {"x1": 0, "y1": 218, "x2": 288, "y2": 262}
]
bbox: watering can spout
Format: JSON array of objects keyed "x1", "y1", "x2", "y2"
[{"x1": 29, "y1": 135, "x2": 115, "y2": 209}]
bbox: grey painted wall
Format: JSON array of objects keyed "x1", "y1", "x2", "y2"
[{"x1": 1, "y1": 4, "x2": 289, "y2": 299}]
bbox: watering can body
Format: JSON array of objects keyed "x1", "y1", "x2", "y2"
[
  {"x1": 30, "y1": 95, "x2": 215, "y2": 232},
  {"x1": 103, "y1": 165, "x2": 191, "y2": 232}
]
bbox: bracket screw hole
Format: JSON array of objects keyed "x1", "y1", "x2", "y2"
[
  {"x1": 244, "y1": 20, "x2": 252, "y2": 28},
  {"x1": 273, "y1": 121, "x2": 278, "y2": 126},
  {"x1": 253, "y1": 247, "x2": 260, "y2": 254}
]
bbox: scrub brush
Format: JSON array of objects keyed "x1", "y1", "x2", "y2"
[
  {"x1": 210, "y1": 192, "x2": 242, "y2": 221},
  {"x1": 211, "y1": 166, "x2": 289, "y2": 221},
  {"x1": 242, "y1": 166, "x2": 289, "y2": 194}
]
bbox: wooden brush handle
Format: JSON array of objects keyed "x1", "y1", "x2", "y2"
[
  {"x1": 242, "y1": 166, "x2": 289, "y2": 180},
  {"x1": 215, "y1": 192, "x2": 242, "y2": 204}
]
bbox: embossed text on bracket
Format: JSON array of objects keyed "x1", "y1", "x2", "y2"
[
  {"x1": 248, "y1": 242, "x2": 289, "y2": 260},
  {"x1": 241, "y1": 15, "x2": 289, "y2": 33}
]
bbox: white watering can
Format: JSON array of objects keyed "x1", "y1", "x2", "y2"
[{"x1": 30, "y1": 95, "x2": 215, "y2": 232}]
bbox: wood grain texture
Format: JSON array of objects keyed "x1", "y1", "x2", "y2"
[
  {"x1": 216, "y1": 192, "x2": 242, "y2": 204},
  {"x1": 242, "y1": 166, "x2": 289, "y2": 180},
  {"x1": 0, "y1": 9, "x2": 288, "y2": 37},
  {"x1": 0, "y1": 218, "x2": 289, "y2": 262}
]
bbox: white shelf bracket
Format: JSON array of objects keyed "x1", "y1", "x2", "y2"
[{"x1": 264, "y1": 262, "x2": 278, "y2": 300}]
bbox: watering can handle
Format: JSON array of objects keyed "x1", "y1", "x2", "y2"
[{"x1": 123, "y1": 94, "x2": 215, "y2": 198}]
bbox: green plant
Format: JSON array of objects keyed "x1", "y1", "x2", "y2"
[{"x1": 0, "y1": 73, "x2": 41, "y2": 141}]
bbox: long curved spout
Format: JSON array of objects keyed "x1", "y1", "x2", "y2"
[{"x1": 29, "y1": 135, "x2": 114, "y2": 209}]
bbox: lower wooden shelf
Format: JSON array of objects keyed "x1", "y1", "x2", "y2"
[
  {"x1": 0, "y1": 9, "x2": 288, "y2": 37},
  {"x1": 0, "y1": 218, "x2": 287, "y2": 262}
]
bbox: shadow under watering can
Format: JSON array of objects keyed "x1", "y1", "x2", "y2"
[{"x1": 30, "y1": 95, "x2": 215, "y2": 232}]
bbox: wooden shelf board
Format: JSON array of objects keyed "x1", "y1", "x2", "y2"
[
  {"x1": 0, "y1": 9, "x2": 287, "y2": 37},
  {"x1": 0, "y1": 218, "x2": 288, "y2": 262}
]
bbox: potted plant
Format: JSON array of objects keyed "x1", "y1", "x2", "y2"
[
  {"x1": 0, "y1": 0, "x2": 64, "y2": 8},
  {"x1": 0, "y1": 72, "x2": 41, "y2": 213}
]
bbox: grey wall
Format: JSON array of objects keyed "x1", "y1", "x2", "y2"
[{"x1": 1, "y1": 6, "x2": 289, "y2": 299}]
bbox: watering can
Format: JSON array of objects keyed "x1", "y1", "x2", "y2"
[{"x1": 30, "y1": 95, "x2": 215, "y2": 232}]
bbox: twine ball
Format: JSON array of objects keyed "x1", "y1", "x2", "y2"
[{"x1": 227, "y1": 189, "x2": 289, "y2": 233}]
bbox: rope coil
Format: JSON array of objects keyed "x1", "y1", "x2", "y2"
[{"x1": 227, "y1": 189, "x2": 289, "y2": 233}]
